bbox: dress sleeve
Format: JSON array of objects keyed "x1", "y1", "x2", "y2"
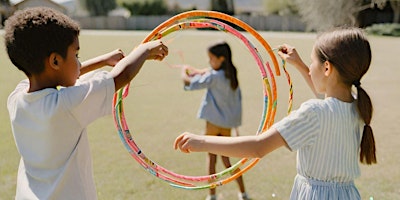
[{"x1": 272, "y1": 101, "x2": 320, "y2": 151}]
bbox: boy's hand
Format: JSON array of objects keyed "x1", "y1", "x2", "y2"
[
  {"x1": 80, "y1": 49, "x2": 125, "y2": 76},
  {"x1": 143, "y1": 40, "x2": 168, "y2": 61},
  {"x1": 104, "y1": 49, "x2": 125, "y2": 67}
]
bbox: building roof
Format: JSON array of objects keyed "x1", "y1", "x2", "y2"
[{"x1": 13, "y1": 0, "x2": 67, "y2": 14}]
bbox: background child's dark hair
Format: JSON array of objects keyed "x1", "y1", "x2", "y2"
[
  {"x1": 208, "y1": 41, "x2": 239, "y2": 90},
  {"x1": 4, "y1": 7, "x2": 80, "y2": 77},
  {"x1": 314, "y1": 26, "x2": 376, "y2": 165}
]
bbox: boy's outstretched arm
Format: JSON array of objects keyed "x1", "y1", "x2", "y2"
[
  {"x1": 110, "y1": 40, "x2": 168, "y2": 91},
  {"x1": 80, "y1": 49, "x2": 125, "y2": 76}
]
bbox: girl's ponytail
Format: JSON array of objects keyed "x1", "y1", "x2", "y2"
[
  {"x1": 225, "y1": 59, "x2": 239, "y2": 90},
  {"x1": 355, "y1": 83, "x2": 376, "y2": 164},
  {"x1": 316, "y1": 27, "x2": 376, "y2": 165}
]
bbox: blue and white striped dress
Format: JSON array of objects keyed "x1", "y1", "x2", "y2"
[{"x1": 272, "y1": 97, "x2": 363, "y2": 199}]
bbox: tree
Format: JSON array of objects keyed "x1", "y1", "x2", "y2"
[
  {"x1": 294, "y1": 0, "x2": 362, "y2": 31},
  {"x1": 0, "y1": 0, "x2": 12, "y2": 26},
  {"x1": 295, "y1": 0, "x2": 399, "y2": 31},
  {"x1": 372, "y1": 0, "x2": 400, "y2": 23},
  {"x1": 210, "y1": 0, "x2": 235, "y2": 15},
  {"x1": 264, "y1": 0, "x2": 297, "y2": 15},
  {"x1": 391, "y1": 1, "x2": 400, "y2": 23},
  {"x1": 122, "y1": 0, "x2": 168, "y2": 15},
  {"x1": 85, "y1": 0, "x2": 116, "y2": 16}
]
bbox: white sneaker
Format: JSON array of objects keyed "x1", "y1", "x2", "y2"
[
  {"x1": 238, "y1": 192, "x2": 251, "y2": 200},
  {"x1": 205, "y1": 194, "x2": 217, "y2": 200}
]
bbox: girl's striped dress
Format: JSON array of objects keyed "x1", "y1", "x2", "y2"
[{"x1": 272, "y1": 97, "x2": 363, "y2": 199}]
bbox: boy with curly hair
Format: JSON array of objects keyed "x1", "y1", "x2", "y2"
[{"x1": 5, "y1": 7, "x2": 168, "y2": 199}]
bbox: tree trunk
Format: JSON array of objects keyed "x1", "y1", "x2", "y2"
[
  {"x1": 390, "y1": 1, "x2": 400, "y2": 23},
  {"x1": 210, "y1": 0, "x2": 235, "y2": 15}
]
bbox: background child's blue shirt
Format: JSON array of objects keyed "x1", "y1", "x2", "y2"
[{"x1": 184, "y1": 69, "x2": 241, "y2": 128}]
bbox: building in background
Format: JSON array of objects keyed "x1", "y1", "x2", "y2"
[{"x1": 12, "y1": 0, "x2": 66, "y2": 13}]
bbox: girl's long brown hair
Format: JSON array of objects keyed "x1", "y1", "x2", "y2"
[
  {"x1": 315, "y1": 27, "x2": 376, "y2": 165},
  {"x1": 208, "y1": 41, "x2": 239, "y2": 90}
]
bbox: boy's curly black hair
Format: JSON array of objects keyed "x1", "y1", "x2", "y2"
[{"x1": 4, "y1": 7, "x2": 80, "y2": 77}]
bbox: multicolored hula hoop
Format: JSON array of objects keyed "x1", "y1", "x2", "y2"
[{"x1": 112, "y1": 10, "x2": 293, "y2": 190}]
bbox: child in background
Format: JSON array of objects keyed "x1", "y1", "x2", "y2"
[
  {"x1": 175, "y1": 27, "x2": 376, "y2": 199},
  {"x1": 5, "y1": 7, "x2": 167, "y2": 199},
  {"x1": 181, "y1": 41, "x2": 250, "y2": 200}
]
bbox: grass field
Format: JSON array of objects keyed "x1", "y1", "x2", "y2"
[{"x1": 1, "y1": 30, "x2": 399, "y2": 200}]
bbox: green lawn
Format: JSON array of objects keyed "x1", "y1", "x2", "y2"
[{"x1": 1, "y1": 30, "x2": 399, "y2": 199}]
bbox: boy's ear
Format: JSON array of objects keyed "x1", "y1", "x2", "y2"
[{"x1": 49, "y1": 53, "x2": 60, "y2": 70}]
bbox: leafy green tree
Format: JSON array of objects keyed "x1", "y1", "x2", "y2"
[
  {"x1": 86, "y1": 0, "x2": 116, "y2": 16},
  {"x1": 372, "y1": 0, "x2": 400, "y2": 23},
  {"x1": 210, "y1": 0, "x2": 234, "y2": 15},
  {"x1": 122, "y1": 0, "x2": 168, "y2": 15}
]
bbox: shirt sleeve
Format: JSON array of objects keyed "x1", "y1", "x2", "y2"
[
  {"x1": 272, "y1": 101, "x2": 320, "y2": 151},
  {"x1": 60, "y1": 71, "x2": 115, "y2": 127},
  {"x1": 184, "y1": 71, "x2": 213, "y2": 91},
  {"x1": 7, "y1": 79, "x2": 29, "y2": 118}
]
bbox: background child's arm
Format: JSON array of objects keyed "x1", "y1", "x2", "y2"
[
  {"x1": 181, "y1": 66, "x2": 210, "y2": 86},
  {"x1": 80, "y1": 49, "x2": 124, "y2": 76},
  {"x1": 110, "y1": 40, "x2": 168, "y2": 91},
  {"x1": 278, "y1": 44, "x2": 323, "y2": 98},
  {"x1": 174, "y1": 127, "x2": 287, "y2": 158},
  {"x1": 194, "y1": 67, "x2": 210, "y2": 75}
]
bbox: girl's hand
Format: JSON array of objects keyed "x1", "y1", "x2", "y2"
[
  {"x1": 182, "y1": 65, "x2": 198, "y2": 77},
  {"x1": 104, "y1": 49, "x2": 125, "y2": 67},
  {"x1": 142, "y1": 40, "x2": 168, "y2": 61},
  {"x1": 277, "y1": 44, "x2": 303, "y2": 67},
  {"x1": 182, "y1": 66, "x2": 209, "y2": 76},
  {"x1": 173, "y1": 132, "x2": 203, "y2": 153},
  {"x1": 278, "y1": 44, "x2": 322, "y2": 98}
]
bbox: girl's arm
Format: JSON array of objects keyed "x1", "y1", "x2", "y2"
[
  {"x1": 110, "y1": 40, "x2": 168, "y2": 91},
  {"x1": 181, "y1": 66, "x2": 210, "y2": 86},
  {"x1": 193, "y1": 67, "x2": 210, "y2": 75},
  {"x1": 174, "y1": 127, "x2": 287, "y2": 158},
  {"x1": 80, "y1": 49, "x2": 124, "y2": 76},
  {"x1": 278, "y1": 44, "x2": 323, "y2": 98}
]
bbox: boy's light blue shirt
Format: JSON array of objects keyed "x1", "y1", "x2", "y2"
[{"x1": 185, "y1": 69, "x2": 241, "y2": 128}]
